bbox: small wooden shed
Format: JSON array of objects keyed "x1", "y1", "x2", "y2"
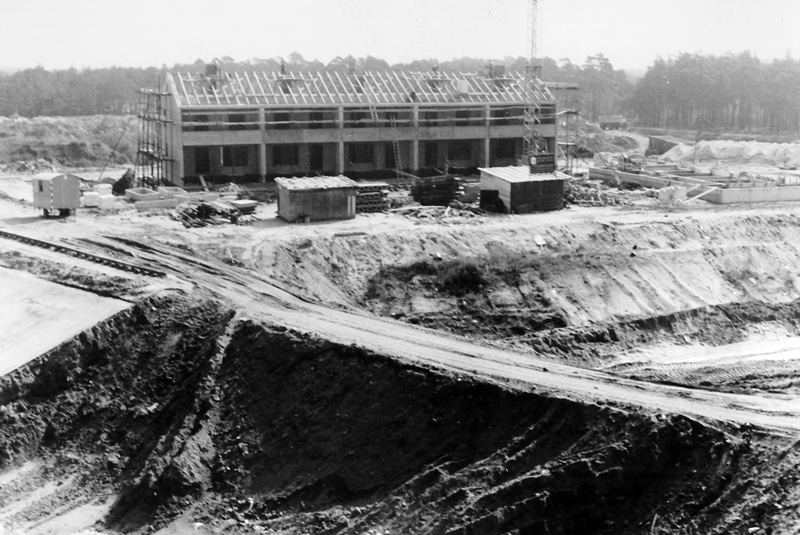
[
  {"x1": 275, "y1": 176, "x2": 358, "y2": 223},
  {"x1": 479, "y1": 166, "x2": 565, "y2": 213},
  {"x1": 32, "y1": 173, "x2": 81, "y2": 216}
]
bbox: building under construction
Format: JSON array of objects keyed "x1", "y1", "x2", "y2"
[{"x1": 136, "y1": 64, "x2": 558, "y2": 186}]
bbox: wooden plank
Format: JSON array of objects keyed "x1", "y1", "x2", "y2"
[{"x1": 334, "y1": 71, "x2": 355, "y2": 103}]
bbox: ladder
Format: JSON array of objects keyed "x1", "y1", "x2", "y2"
[
  {"x1": 390, "y1": 116, "x2": 403, "y2": 178},
  {"x1": 364, "y1": 82, "x2": 380, "y2": 123}
]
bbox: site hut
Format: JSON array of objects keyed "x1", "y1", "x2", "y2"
[
  {"x1": 139, "y1": 64, "x2": 558, "y2": 186},
  {"x1": 275, "y1": 176, "x2": 358, "y2": 223},
  {"x1": 32, "y1": 172, "x2": 81, "y2": 217},
  {"x1": 479, "y1": 166, "x2": 566, "y2": 213}
]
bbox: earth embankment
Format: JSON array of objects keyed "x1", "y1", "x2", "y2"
[{"x1": 0, "y1": 289, "x2": 770, "y2": 535}]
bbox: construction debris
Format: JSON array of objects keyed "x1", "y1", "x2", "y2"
[
  {"x1": 565, "y1": 178, "x2": 655, "y2": 206},
  {"x1": 0, "y1": 159, "x2": 58, "y2": 174},
  {"x1": 391, "y1": 202, "x2": 486, "y2": 223},
  {"x1": 171, "y1": 200, "x2": 257, "y2": 227}
]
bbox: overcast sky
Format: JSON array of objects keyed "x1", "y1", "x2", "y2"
[{"x1": 1, "y1": 0, "x2": 798, "y2": 71}]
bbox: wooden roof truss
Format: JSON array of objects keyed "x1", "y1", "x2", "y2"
[{"x1": 170, "y1": 70, "x2": 555, "y2": 108}]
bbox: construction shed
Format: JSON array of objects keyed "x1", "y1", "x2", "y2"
[
  {"x1": 275, "y1": 176, "x2": 358, "y2": 223},
  {"x1": 32, "y1": 173, "x2": 81, "y2": 216},
  {"x1": 479, "y1": 166, "x2": 565, "y2": 213}
]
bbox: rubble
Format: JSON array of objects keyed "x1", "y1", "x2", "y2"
[
  {"x1": 391, "y1": 202, "x2": 487, "y2": 223},
  {"x1": 0, "y1": 159, "x2": 58, "y2": 174},
  {"x1": 565, "y1": 178, "x2": 656, "y2": 206},
  {"x1": 171, "y1": 200, "x2": 257, "y2": 227}
]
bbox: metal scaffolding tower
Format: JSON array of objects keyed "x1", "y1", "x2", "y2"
[
  {"x1": 523, "y1": 0, "x2": 547, "y2": 161},
  {"x1": 134, "y1": 78, "x2": 174, "y2": 189}
]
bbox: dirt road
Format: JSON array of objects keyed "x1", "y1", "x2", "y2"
[{"x1": 92, "y1": 236, "x2": 800, "y2": 434}]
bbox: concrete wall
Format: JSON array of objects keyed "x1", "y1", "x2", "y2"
[{"x1": 704, "y1": 186, "x2": 800, "y2": 204}]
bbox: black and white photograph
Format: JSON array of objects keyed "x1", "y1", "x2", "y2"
[{"x1": 0, "y1": 1, "x2": 799, "y2": 533}]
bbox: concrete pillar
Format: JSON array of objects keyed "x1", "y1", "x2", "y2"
[
  {"x1": 376, "y1": 142, "x2": 386, "y2": 170},
  {"x1": 259, "y1": 108, "x2": 267, "y2": 182},
  {"x1": 172, "y1": 101, "x2": 185, "y2": 186},
  {"x1": 299, "y1": 143, "x2": 310, "y2": 171},
  {"x1": 337, "y1": 107, "x2": 345, "y2": 175},
  {"x1": 210, "y1": 146, "x2": 224, "y2": 176},
  {"x1": 484, "y1": 105, "x2": 491, "y2": 167},
  {"x1": 259, "y1": 144, "x2": 267, "y2": 181},
  {"x1": 411, "y1": 105, "x2": 419, "y2": 171}
]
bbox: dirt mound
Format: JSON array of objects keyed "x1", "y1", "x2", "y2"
[
  {"x1": 2, "y1": 289, "x2": 788, "y2": 535},
  {"x1": 0, "y1": 115, "x2": 136, "y2": 168},
  {"x1": 663, "y1": 140, "x2": 800, "y2": 167}
]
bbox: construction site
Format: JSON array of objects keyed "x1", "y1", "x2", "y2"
[{"x1": 6, "y1": 3, "x2": 800, "y2": 535}]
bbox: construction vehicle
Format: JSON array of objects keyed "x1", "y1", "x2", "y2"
[
  {"x1": 598, "y1": 115, "x2": 628, "y2": 130},
  {"x1": 618, "y1": 154, "x2": 645, "y2": 172}
]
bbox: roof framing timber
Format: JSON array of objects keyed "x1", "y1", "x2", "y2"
[{"x1": 170, "y1": 70, "x2": 555, "y2": 108}]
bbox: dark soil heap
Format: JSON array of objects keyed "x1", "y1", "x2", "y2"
[{"x1": 0, "y1": 290, "x2": 791, "y2": 534}]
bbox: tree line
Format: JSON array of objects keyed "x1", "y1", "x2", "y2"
[
  {"x1": 0, "y1": 53, "x2": 632, "y2": 122},
  {"x1": 632, "y1": 52, "x2": 800, "y2": 132},
  {"x1": 3, "y1": 51, "x2": 798, "y2": 133}
]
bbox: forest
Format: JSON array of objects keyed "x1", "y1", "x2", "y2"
[{"x1": 0, "y1": 51, "x2": 798, "y2": 133}]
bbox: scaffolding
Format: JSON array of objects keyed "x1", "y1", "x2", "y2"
[
  {"x1": 134, "y1": 79, "x2": 174, "y2": 189},
  {"x1": 523, "y1": 0, "x2": 547, "y2": 161}
]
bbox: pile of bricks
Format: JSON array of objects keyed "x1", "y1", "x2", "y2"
[{"x1": 356, "y1": 182, "x2": 391, "y2": 213}]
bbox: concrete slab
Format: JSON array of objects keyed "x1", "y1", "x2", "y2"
[
  {"x1": 134, "y1": 199, "x2": 180, "y2": 210},
  {"x1": 704, "y1": 185, "x2": 800, "y2": 204},
  {"x1": 157, "y1": 186, "x2": 187, "y2": 199},
  {"x1": 81, "y1": 192, "x2": 100, "y2": 207},
  {"x1": 174, "y1": 192, "x2": 219, "y2": 202},
  {"x1": 0, "y1": 267, "x2": 131, "y2": 376},
  {"x1": 126, "y1": 188, "x2": 160, "y2": 202}
]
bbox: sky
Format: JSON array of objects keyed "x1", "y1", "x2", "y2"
[{"x1": 1, "y1": 0, "x2": 798, "y2": 72}]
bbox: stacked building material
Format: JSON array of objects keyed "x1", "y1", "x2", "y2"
[
  {"x1": 356, "y1": 181, "x2": 391, "y2": 213},
  {"x1": 410, "y1": 176, "x2": 459, "y2": 206},
  {"x1": 171, "y1": 200, "x2": 256, "y2": 228}
]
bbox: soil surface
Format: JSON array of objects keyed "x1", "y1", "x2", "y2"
[{"x1": 3, "y1": 155, "x2": 800, "y2": 534}]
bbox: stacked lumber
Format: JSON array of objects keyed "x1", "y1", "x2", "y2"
[
  {"x1": 391, "y1": 203, "x2": 486, "y2": 223},
  {"x1": 410, "y1": 176, "x2": 459, "y2": 206},
  {"x1": 356, "y1": 181, "x2": 390, "y2": 213},
  {"x1": 170, "y1": 200, "x2": 257, "y2": 228}
]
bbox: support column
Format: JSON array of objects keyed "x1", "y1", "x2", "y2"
[
  {"x1": 210, "y1": 146, "x2": 224, "y2": 176},
  {"x1": 337, "y1": 107, "x2": 345, "y2": 175},
  {"x1": 172, "y1": 103, "x2": 185, "y2": 186},
  {"x1": 259, "y1": 108, "x2": 267, "y2": 182},
  {"x1": 484, "y1": 104, "x2": 491, "y2": 167},
  {"x1": 412, "y1": 105, "x2": 419, "y2": 171}
]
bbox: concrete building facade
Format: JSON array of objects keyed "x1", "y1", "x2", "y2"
[{"x1": 141, "y1": 67, "x2": 558, "y2": 186}]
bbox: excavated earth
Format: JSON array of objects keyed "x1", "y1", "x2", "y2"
[{"x1": 5, "y1": 198, "x2": 800, "y2": 534}]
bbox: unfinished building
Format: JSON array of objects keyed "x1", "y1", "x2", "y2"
[{"x1": 136, "y1": 65, "x2": 558, "y2": 186}]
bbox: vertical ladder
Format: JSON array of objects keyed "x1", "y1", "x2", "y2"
[
  {"x1": 390, "y1": 117, "x2": 403, "y2": 179},
  {"x1": 368, "y1": 101, "x2": 379, "y2": 122},
  {"x1": 364, "y1": 81, "x2": 380, "y2": 123}
]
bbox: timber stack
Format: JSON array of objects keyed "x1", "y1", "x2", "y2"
[
  {"x1": 356, "y1": 182, "x2": 391, "y2": 213},
  {"x1": 411, "y1": 176, "x2": 460, "y2": 206}
]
